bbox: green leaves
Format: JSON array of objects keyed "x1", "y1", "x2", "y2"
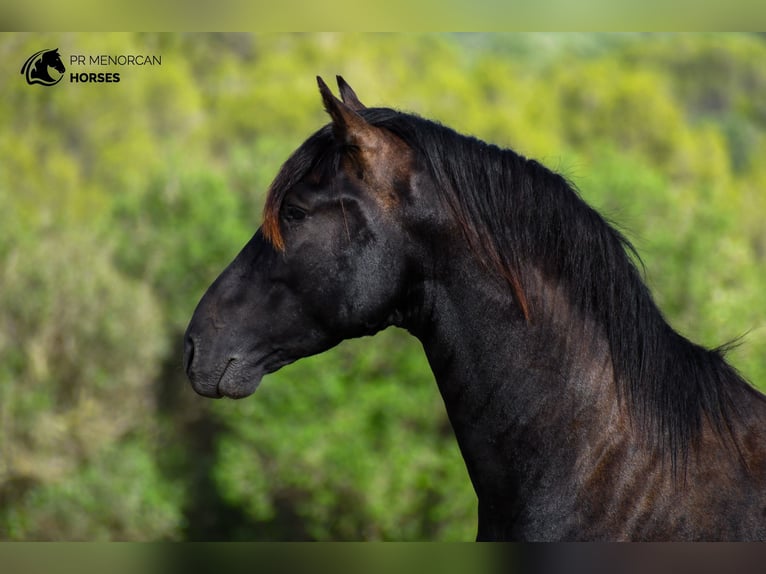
[{"x1": 1, "y1": 32, "x2": 764, "y2": 540}]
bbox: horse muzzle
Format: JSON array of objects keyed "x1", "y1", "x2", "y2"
[{"x1": 184, "y1": 333, "x2": 272, "y2": 399}]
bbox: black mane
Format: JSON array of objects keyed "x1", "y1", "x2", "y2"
[{"x1": 265, "y1": 106, "x2": 755, "y2": 468}]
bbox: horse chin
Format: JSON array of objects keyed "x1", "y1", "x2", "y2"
[
  {"x1": 189, "y1": 364, "x2": 264, "y2": 399},
  {"x1": 217, "y1": 369, "x2": 264, "y2": 399}
]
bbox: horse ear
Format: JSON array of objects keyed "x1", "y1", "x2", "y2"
[
  {"x1": 317, "y1": 76, "x2": 375, "y2": 147},
  {"x1": 336, "y1": 76, "x2": 366, "y2": 111}
]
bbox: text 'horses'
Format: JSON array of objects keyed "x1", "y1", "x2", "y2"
[{"x1": 184, "y1": 77, "x2": 766, "y2": 541}]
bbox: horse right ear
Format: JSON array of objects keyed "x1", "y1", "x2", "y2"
[{"x1": 336, "y1": 76, "x2": 366, "y2": 111}]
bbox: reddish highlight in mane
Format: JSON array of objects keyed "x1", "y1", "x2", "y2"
[
  {"x1": 455, "y1": 212, "x2": 531, "y2": 322},
  {"x1": 500, "y1": 263, "x2": 530, "y2": 322},
  {"x1": 262, "y1": 189, "x2": 285, "y2": 252}
]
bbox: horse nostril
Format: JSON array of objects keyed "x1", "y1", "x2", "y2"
[{"x1": 183, "y1": 335, "x2": 195, "y2": 375}]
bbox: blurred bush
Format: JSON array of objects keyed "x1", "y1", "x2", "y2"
[
  {"x1": 0, "y1": 227, "x2": 174, "y2": 539},
  {"x1": 0, "y1": 33, "x2": 764, "y2": 540}
]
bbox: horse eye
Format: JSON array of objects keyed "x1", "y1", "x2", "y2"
[{"x1": 282, "y1": 204, "x2": 307, "y2": 222}]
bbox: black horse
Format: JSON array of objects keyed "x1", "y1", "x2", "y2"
[{"x1": 184, "y1": 77, "x2": 766, "y2": 541}]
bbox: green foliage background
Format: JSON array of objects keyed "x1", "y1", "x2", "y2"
[{"x1": 0, "y1": 33, "x2": 764, "y2": 540}]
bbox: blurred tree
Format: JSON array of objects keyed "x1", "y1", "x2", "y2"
[{"x1": 0, "y1": 229, "x2": 175, "y2": 539}]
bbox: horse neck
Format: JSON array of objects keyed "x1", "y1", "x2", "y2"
[
  {"x1": 33, "y1": 61, "x2": 51, "y2": 80},
  {"x1": 409, "y1": 251, "x2": 622, "y2": 507}
]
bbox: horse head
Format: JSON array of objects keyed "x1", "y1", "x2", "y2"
[
  {"x1": 43, "y1": 49, "x2": 66, "y2": 74},
  {"x1": 184, "y1": 77, "x2": 434, "y2": 399}
]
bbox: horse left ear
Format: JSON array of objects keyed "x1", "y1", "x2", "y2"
[{"x1": 317, "y1": 76, "x2": 378, "y2": 149}]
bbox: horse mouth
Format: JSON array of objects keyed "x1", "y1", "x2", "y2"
[
  {"x1": 187, "y1": 346, "x2": 295, "y2": 400},
  {"x1": 213, "y1": 353, "x2": 296, "y2": 399},
  {"x1": 215, "y1": 358, "x2": 264, "y2": 399}
]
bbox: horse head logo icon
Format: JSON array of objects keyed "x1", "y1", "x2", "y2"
[{"x1": 21, "y1": 48, "x2": 66, "y2": 86}]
